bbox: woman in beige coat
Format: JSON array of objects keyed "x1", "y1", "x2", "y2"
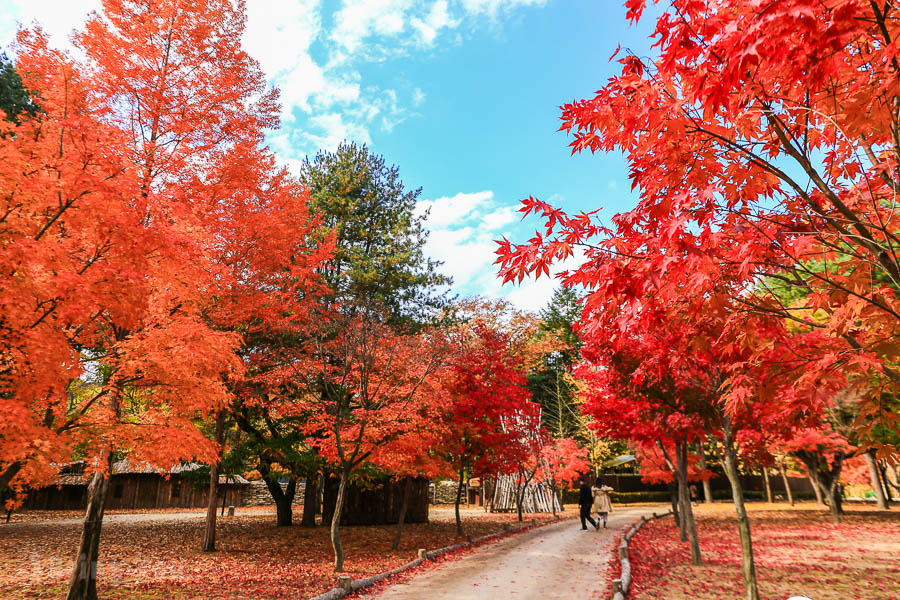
[{"x1": 591, "y1": 484, "x2": 613, "y2": 528}]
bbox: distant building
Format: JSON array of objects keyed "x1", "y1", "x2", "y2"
[{"x1": 22, "y1": 460, "x2": 248, "y2": 510}]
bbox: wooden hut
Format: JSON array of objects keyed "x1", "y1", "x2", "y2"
[
  {"x1": 22, "y1": 460, "x2": 248, "y2": 510},
  {"x1": 322, "y1": 475, "x2": 429, "y2": 525}
]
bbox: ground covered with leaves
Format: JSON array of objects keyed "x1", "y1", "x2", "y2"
[
  {"x1": 0, "y1": 505, "x2": 566, "y2": 599},
  {"x1": 619, "y1": 503, "x2": 900, "y2": 600}
]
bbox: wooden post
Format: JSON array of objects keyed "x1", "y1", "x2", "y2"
[
  {"x1": 337, "y1": 575, "x2": 352, "y2": 592},
  {"x1": 417, "y1": 548, "x2": 427, "y2": 559},
  {"x1": 612, "y1": 579, "x2": 624, "y2": 594},
  {"x1": 227, "y1": 505, "x2": 235, "y2": 516}
]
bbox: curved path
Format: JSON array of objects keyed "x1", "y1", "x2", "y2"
[{"x1": 367, "y1": 506, "x2": 659, "y2": 600}]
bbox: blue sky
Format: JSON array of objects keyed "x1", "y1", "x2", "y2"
[{"x1": 1, "y1": 0, "x2": 659, "y2": 311}]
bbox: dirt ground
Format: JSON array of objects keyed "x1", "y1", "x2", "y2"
[
  {"x1": 0, "y1": 504, "x2": 571, "y2": 600},
  {"x1": 626, "y1": 502, "x2": 900, "y2": 600}
]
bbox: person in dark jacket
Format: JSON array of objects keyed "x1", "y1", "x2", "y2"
[{"x1": 578, "y1": 475, "x2": 599, "y2": 530}]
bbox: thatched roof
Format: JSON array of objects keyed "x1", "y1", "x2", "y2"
[{"x1": 49, "y1": 460, "x2": 248, "y2": 486}]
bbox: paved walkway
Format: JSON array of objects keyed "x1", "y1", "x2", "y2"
[{"x1": 367, "y1": 506, "x2": 658, "y2": 600}]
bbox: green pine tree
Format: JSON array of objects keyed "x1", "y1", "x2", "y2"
[{"x1": 299, "y1": 142, "x2": 449, "y2": 324}]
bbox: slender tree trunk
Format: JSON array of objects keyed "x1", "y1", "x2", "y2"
[
  {"x1": 0, "y1": 462, "x2": 22, "y2": 497},
  {"x1": 550, "y1": 481, "x2": 558, "y2": 517},
  {"x1": 696, "y1": 445, "x2": 713, "y2": 503},
  {"x1": 798, "y1": 452, "x2": 843, "y2": 524},
  {"x1": 202, "y1": 411, "x2": 225, "y2": 552},
  {"x1": 66, "y1": 455, "x2": 112, "y2": 600},
  {"x1": 331, "y1": 469, "x2": 349, "y2": 572},
  {"x1": 778, "y1": 461, "x2": 794, "y2": 506},
  {"x1": 721, "y1": 423, "x2": 759, "y2": 600},
  {"x1": 454, "y1": 466, "x2": 465, "y2": 537},
  {"x1": 762, "y1": 467, "x2": 773, "y2": 503},
  {"x1": 317, "y1": 473, "x2": 324, "y2": 515},
  {"x1": 809, "y1": 472, "x2": 824, "y2": 505},
  {"x1": 822, "y1": 479, "x2": 842, "y2": 523},
  {"x1": 864, "y1": 450, "x2": 889, "y2": 510},
  {"x1": 676, "y1": 483, "x2": 687, "y2": 542},
  {"x1": 392, "y1": 477, "x2": 413, "y2": 550},
  {"x1": 221, "y1": 478, "x2": 228, "y2": 516},
  {"x1": 668, "y1": 481, "x2": 681, "y2": 531},
  {"x1": 675, "y1": 440, "x2": 702, "y2": 565},
  {"x1": 877, "y1": 460, "x2": 894, "y2": 502},
  {"x1": 301, "y1": 469, "x2": 319, "y2": 527},
  {"x1": 515, "y1": 473, "x2": 527, "y2": 522}
]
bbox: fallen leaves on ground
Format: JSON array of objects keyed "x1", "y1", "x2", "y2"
[
  {"x1": 619, "y1": 503, "x2": 900, "y2": 600},
  {"x1": 0, "y1": 505, "x2": 564, "y2": 599}
]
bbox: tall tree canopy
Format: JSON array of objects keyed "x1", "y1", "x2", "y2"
[{"x1": 299, "y1": 141, "x2": 449, "y2": 322}]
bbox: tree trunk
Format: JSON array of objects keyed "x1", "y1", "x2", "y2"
[
  {"x1": 516, "y1": 482, "x2": 524, "y2": 522},
  {"x1": 202, "y1": 411, "x2": 225, "y2": 552},
  {"x1": 260, "y1": 468, "x2": 296, "y2": 527},
  {"x1": 317, "y1": 473, "x2": 324, "y2": 515},
  {"x1": 392, "y1": 477, "x2": 413, "y2": 550},
  {"x1": 221, "y1": 478, "x2": 228, "y2": 516},
  {"x1": 864, "y1": 450, "x2": 889, "y2": 510},
  {"x1": 454, "y1": 466, "x2": 465, "y2": 537},
  {"x1": 331, "y1": 469, "x2": 349, "y2": 572},
  {"x1": 721, "y1": 422, "x2": 759, "y2": 600},
  {"x1": 809, "y1": 472, "x2": 824, "y2": 505},
  {"x1": 0, "y1": 462, "x2": 22, "y2": 497},
  {"x1": 516, "y1": 474, "x2": 528, "y2": 523},
  {"x1": 797, "y1": 451, "x2": 844, "y2": 524},
  {"x1": 668, "y1": 481, "x2": 681, "y2": 530},
  {"x1": 550, "y1": 481, "x2": 558, "y2": 517},
  {"x1": 675, "y1": 440, "x2": 702, "y2": 565},
  {"x1": 878, "y1": 460, "x2": 894, "y2": 502},
  {"x1": 301, "y1": 470, "x2": 319, "y2": 527},
  {"x1": 778, "y1": 461, "x2": 794, "y2": 506},
  {"x1": 696, "y1": 445, "x2": 713, "y2": 503},
  {"x1": 66, "y1": 455, "x2": 112, "y2": 600},
  {"x1": 762, "y1": 467, "x2": 773, "y2": 503}
]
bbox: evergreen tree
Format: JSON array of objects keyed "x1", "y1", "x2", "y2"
[
  {"x1": 529, "y1": 287, "x2": 584, "y2": 440},
  {"x1": 299, "y1": 142, "x2": 449, "y2": 323},
  {"x1": 0, "y1": 53, "x2": 39, "y2": 124}
]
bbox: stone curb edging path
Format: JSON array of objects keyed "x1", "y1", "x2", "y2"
[
  {"x1": 611, "y1": 510, "x2": 673, "y2": 600},
  {"x1": 307, "y1": 517, "x2": 569, "y2": 600}
]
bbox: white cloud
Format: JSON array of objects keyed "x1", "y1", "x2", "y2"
[
  {"x1": 416, "y1": 190, "x2": 558, "y2": 311},
  {"x1": 411, "y1": 0, "x2": 458, "y2": 47},
  {"x1": 304, "y1": 112, "x2": 373, "y2": 151},
  {"x1": 481, "y1": 205, "x2": 517, "y2": 229},
  {"x1": 0, "y1": 0, "x2": 99, "y2": 49},
  {"x1": 417, "y1": 190, "x2": 495, "y2": 228},
  {"x1": 331, "y1": 0, "x2": 412, "y2": 54},
  {"x1": 460, "y1": 0, "x2": 548, "y2": 18}
]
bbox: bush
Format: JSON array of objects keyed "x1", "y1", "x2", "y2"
[
  {"x1": 712, "y1": 489, "x2": 763, "y2": 501},
  {"x1": 611, "y1": 491, "x2": 671, "y2": 503}
]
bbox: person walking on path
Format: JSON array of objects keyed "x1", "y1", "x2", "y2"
[
  {"x1": 578, "y1": 476, "x2": 599, "y2": 530},
  {"x1": 591, "y1": 484, "x2": 613, "y2": 528}
]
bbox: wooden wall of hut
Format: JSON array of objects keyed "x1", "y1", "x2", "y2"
[
  {"x1": 22, "y1": 475, "x2": 244, "y2": 511},
  {"x1": 322, "y1": 476, "x2": 429, "y2": 526}
]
